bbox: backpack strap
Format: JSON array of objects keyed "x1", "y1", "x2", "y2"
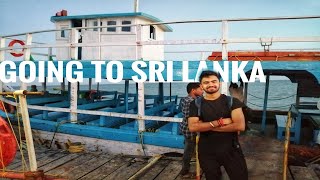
[
  {"x1": 194, "y1": 96, "x2": 203, "y2": 117},
  {"x1": 227, "y1": 95, "x2": 240, "y2": 141},
  {"x1": 226, "y1": 95, "x2": 233, "y2": 111}
]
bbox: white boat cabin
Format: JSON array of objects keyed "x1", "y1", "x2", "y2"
[{"x1": 51, "y1": 11, "x2": 172, "y2": 60}]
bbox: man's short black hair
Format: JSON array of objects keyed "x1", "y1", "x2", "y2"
[
  {"x1": 229, "y1": 82, "x2": 238, "y2": 89},
  {"x1": 199, "y1": 70, "x2": 221, "y2": 82},
  {"x1": 186, "y1": 82, "x2": 200, "y2": 94}
]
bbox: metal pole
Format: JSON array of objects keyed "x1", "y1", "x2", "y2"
[
  {"x1": 70, "y1": 28, "x2": 79, "y2": 60},
  {"x1": 158, "y1": 83, "x2": 164, "y2": 105},
  {"x1": 0, "y1": 37, "x2": 5, "y2": 96},
  {"x1": 244, "y1": 82, "x2": 248, "y2": 105},
  {"x1": 125, "y1": 80, "x2": 129, "y2": 113},
  {"x1": 14, "y1": 90, "x2": 38, "y2": 171},
  {"x1": 20, "y1": 34, "x2": 32, "y2": 91},
  {"x1": 261, "y1": 75, "x2": 270, "y2": 133},
  {"x1": 61, "y1": 78, "x2": 65, "y2": 92},
  {"x1": 0, "y1": 37, "x2": 5, "y2": 61},
  {"x1": 134, "y1": 0, "x2": 139, "y2": 12},
  {"x1": 98, "y1": 18, "x2": 101, "y2": 60},
  {"x1": 89, "y1": 78, "x2": 92, "y2": 91},
  {"x1": 283, "y1": 111, "x2": 292, "y2": 180},
  {"x1": 221, "y1": 21, "x2": 228, "y2": 94},
  {"x1": 138, "y1": 82, "x2": 145, "y2": 131},
  {"x1": 136, "y1": 24, "x2": 145, "y2": 131},
  {"x1": 70, "y1": 81, "x2": 78, "y2": 123}
]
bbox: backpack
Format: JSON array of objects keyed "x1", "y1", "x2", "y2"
[{"x1": 194, "y1": 96, "x2": 250, "y2": 130}]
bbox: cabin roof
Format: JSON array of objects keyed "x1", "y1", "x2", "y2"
[{"x1": 50, "y1": 12, "x2": 173, "y2": 32}]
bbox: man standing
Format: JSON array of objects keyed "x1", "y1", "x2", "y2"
[
  {"x1": 188, "y1": 71, "x2": 248, "y2": 180},
  {"x1": 179, "y1": 82, "x2": 203, "y2": 176},
  {"x1": 229, "y1": 82, "x2": 251, "y2": 131},
  {"x1": 229, "y1": 82, "x2": 244, "y2": 103}
]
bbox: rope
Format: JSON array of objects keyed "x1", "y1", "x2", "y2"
[
  {"x1": 248, "y1": 93, "x2": 296, "y2": 100},
  {"x1": 66, "y1": 140, "x2": 84, "y2": 153},
  {"x1": 0, "y1": 144, "x2": 5, "y2": 171},
  {"x1": 195, "y1": 135, "x2": 201, "y2": 179},
  {"x1": 49, "y1": 120, "x2": 70, "y2": 149},
  {"x1": 138, "y1": 131, "x2": 147, "y2": 156},
  {"x1": 14, "y1": 96, "x2": 28, "y2": 171},
  {"x1": 49, "y1": 120, "x2": 85, "y2": 153}
]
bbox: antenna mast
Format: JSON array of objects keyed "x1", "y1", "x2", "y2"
[{"x1": 134, "y1": 0, "x2": 139, "y2": 12}]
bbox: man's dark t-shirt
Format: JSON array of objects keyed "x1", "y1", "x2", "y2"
[{"x1": 188, "y1": 94, "x2": 244, "y2": 154}]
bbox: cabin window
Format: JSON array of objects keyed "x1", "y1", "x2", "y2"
[
  {"x1": 107, "y1": 21, "x2": 117, "y2": 32},
  {"x1": 150, "y1": 25, "x2": 156, "y2": 40},
  {"x1": 100, "y1": 21, "x2": 103, "y2": 32},
  {"x1": 121, "y1": 20, "x2": 131, "y2": 32},
  {"x1": 60, "y1": 27, "x2": 69, "y2": 38},
  {"x1": 93, "y1": 21, "x2": 98, "y2": 31}
]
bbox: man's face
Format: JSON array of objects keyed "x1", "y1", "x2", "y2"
[
  {"x1": 192, "y1": 87, "x2": 203, "y2": 97},
  {"x1": 200, "y1": 75, "x2": 220, "y2": 94}
]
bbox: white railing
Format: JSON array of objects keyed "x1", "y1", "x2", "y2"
[{"x1": 1, "y1": 15, "x2": 320, "y2": 131}]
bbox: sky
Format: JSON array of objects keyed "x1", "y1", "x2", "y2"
[{"x1": 0, "y1": 0, "x2": 320, "y2": 60}]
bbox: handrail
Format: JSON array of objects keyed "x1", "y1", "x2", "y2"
[
  {"x1": 0, "y1": 97, "x2": 182, "y2": 123},
  {"x1": 1, "y1": 15, "x2": 320, "y2": 38},
  {"x1": 1, "y1": 37, "x2": 320, "y2": 51},
  {"x1": 142, "y1": 15, "x2": 320, "y2": 26}
]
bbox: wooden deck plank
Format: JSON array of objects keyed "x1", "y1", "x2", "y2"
[
  {"x1": 104, "y1": 157, "x2": 148, "y2": 180},
  {"x1": 39, "y1": 153, "x2": 81, "y2": 172},
  {"x1": 5, "y1": 147, "x2": 49, "y2": 167},
  {"x1": 175, "y1": 162, "x2": 199, "y2": 180},
  {"x1": 6, "y1": 149, "x2": 58, "y2": 171},
  {"x1": 36, "y1": 152, "x2": 69, "y2": 168},
  {"x1": 154, "y1": 160, "x2": 181, "y2": 180},
  {"x1": 79, "y1": 155, "x2": 133, "y2": 180},
  {"x1": 138, "y1": 159, "x2": 171, "y2": 180},
  {"x1": 289, "y1": 166, "x2": 319, "y2": 180},
  {"x1": 64, "y1": 154, "x2": 115, "y2": 180},
  {"x1": 45, "y1": 153, "x2": 98, "y2": 175}
]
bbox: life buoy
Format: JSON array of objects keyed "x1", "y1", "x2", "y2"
[
  {"x1": 0, "y1": 117, "x2": 17, "y2": 168},
  {"x1": 8, "y1": 39, "x2": 25, "y2": 57}
]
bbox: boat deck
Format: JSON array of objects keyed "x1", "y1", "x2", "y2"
[{"x1": 3, "y1": 135, "x2": 314, "y2": 180}]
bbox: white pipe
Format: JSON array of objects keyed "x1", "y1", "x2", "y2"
[
  {"x1": 2, "y1": 36, "x2": 320, "y2": 51},
  {"x1": 221, "y1": 20, "x2": 228, "y2": 95},
  {"x1": 1, "y1": 96, "x2": 183, "y2": 122},
  {"x1": 134, "y1": 0, "x2": 139, "y2": 12},
  {"x1": 14, "y1": 91, "x2": 38, "y2": 171},
  {"x1": 2, "y1": 15, "x2": 320, "y2": 38}
]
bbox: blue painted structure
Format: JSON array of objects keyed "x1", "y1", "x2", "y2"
[
  {"x1": 2, "y1": 60, "x2": 320, "y2": 148},
  {"x1": 276, "y1": 105, "x2": 302, "y2": 144}
]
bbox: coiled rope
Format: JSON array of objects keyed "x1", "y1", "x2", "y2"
[{"x1": 49, "y1": 120, "x2": 84, "y2": 153}]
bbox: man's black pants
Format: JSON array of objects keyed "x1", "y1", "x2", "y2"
[{"x1": 199, "y1": 146, "x2": 248, "y2": 180}]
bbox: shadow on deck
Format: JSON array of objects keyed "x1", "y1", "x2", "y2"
[{"x1": 2, "y1": 134, "x2": 319, "y2": 180}]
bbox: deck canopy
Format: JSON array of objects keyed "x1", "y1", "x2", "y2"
[
  {"x1": 50, "y1": 12, "x2": 173, "y2": 32},
  {"x1": 208, "y1": 51, "x2": 320, "y2": 61},
  {"x1": 245, "y1": 69, "x2": 320, "y2": 98}
]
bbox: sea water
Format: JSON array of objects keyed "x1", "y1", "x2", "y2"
[{"x1": 29, "y1": 79, "x2": 318, "y2": 111}]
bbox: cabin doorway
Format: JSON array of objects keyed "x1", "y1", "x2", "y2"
[{"x1": 72, "y1": 19, "x2": 83, "y2": 60}]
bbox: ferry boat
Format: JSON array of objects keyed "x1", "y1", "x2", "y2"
[{"x1": 0, "y1": 5, "x2": 320, "y2": 179}]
